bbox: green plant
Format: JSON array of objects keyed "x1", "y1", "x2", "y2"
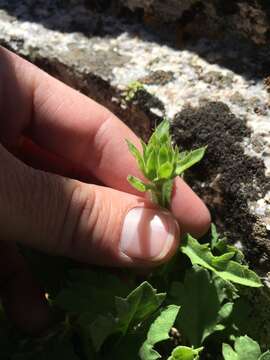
[
  {"x1": 124, "y1": 81, "x2": 145, "y2": 102},
  {"x1": 127, "y1": 120, "x2": 206, "y2": 208},
  {"x1": 0, "y1": 119, "x2": 268, "y2": 360}
]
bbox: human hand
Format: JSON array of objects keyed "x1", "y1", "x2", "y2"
[{"x1": 0, "y1": 47, "x2": 210, "y2": 333}]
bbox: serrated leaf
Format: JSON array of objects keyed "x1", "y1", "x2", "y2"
[
  {"x1": 210, "y1": 224, "x2": 245, "y2": 264},
  {"x1": 170, "y1": 266, "x2": 224, "y2": 346},
  {"x1": 79, "y1": 282, "x2": 166, "y2": 353},
  {"x1": 168, "y1": 346, "x2": 203, "y2": 360},
  {"x1": 127, "y1": 175, "x2": 147, "y2": 192},
  {"x1": 116, "y1": 281, "x2": 166, "y2": 335},
  {"x1": 212, "y1": 275, "x2": 239, "y2": 303},
  {"x1": 157, "y1": 161, "x2": 174, "y2": 179},
  {"x1": 175, "y1": 147, "x2": 206, "y2": 175},
  {"x1": 222, "y1": 336, "x2": 262, "y2": 360},
  {"x1": 139, "y1": 305, "x2": 180, "y2": 360},
  {"x1": 181, "y1": 235, "x2": 262, "y2": 287}
]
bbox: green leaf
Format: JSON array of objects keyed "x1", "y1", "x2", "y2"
[
  {"x1": 79, "y1": 281, "x2": 166, "y2": 353},
  {"x1": 223, "y1": 343, "x2": 239, "y2": 360},
  {"x1": 210, "y1": 224, "x2": 245, "y2": 263},
  {"x1": 222, "y1": 336, "x2": 262, "y2": 360},
  {"x1": 141, "y1": 139, "x2": 148, "y2": 158},
  {"x1": 139, "y1": 305, "x2": 180, "y2": 360},
  {"x1": 115, "y1": 281, "x2": 166, "y2": 335},
  {"x1": 126, "y1": 139, "x2": 145, "y2": 173},
  {"x1": 127, "y1": 175, "x2": 147, "y2": 192},
  {"x1": 259, "y1": 351, "x2": 270, "y2": 360},
  {"x1": 146, "y1": 148, "x2": 157, "y2": 180},
  {"x1": 88, "y1": 314, "x2": 117, "y2": 352},
  {"x1": 157, "y1": 161, "x2": 174, "y2": 179},
  {"x1": 161, "y1": 179, "x2": 174, "y2": 208},
  {"x1": 181, "y1": 235, "x2": 262, "y2": 287},
  {"x1": 168, "y1": 346, "x2": 203, "y2": 360},
  {"x1": 212, "y1": 275, "x2": 239, "y2": 303},
  {"x1": 170, "y1": 266, "x2": 225, "y2": 346},
  {"x1": 153, "y1": 120, "x2": 170, "y2": 142},
  {"x1": 175, "y1": 147, "x2": 206, "y2": 175},
  {"x1": 158, "y1": 144, "x2": 170, "y2": 167}
]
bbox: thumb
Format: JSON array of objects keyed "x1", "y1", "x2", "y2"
[{"x1": 0, "y1": 144, "x2": 180, "y2": 267}]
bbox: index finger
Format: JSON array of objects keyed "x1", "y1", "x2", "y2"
[{"x1": 0, "y1": 46, "x2": 210, "y2": 237}]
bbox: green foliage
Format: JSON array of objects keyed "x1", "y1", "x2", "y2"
[
  {"x1": 124, "y1": 81, "x2": 145, "y2": 102},
  {"x1": 127, "y1": 119, "x2": 206, "y2": 207},
  {"x1": 0, "y1": 118, "x2": 267, "y2": 360},
  {"x1": 222, "y1": 336, "x2": 270, "y2": 360},
  {"x1": 181, "y1": 235, "x2": 262, "y2": 287},
  {"x1": 168, "y1": 346, "x2": 203, "y2": 360},
  {"x1": 170, "y1": 266, "x2": 233, "y2": 347},
  {"x1": 139, "y1": 305, "x2": 180, "y2": 360}
]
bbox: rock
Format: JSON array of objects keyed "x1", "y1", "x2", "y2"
[
  {"x1": 0, "y1": 0, "x2": 269, "y2": 279},
  {"x1": 109, "y1": 0, "x2": 270, "y2": 46}
]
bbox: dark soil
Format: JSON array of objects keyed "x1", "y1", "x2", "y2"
[{"x1": 171, "y1": 101, "x2": 270, "y2": 273}]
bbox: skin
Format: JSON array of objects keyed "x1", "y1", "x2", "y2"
[{"x1": 0, "y1": 46, "x2": 211, "y2": 334}]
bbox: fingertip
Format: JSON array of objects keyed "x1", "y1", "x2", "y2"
[
  {"x1": 119, "y1": 207, "x2": 180, "y2": 266},
  {"x1": 171, "y1": 177, "x2": 211, "y2": 238}
]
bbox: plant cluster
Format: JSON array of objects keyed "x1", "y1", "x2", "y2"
[
  {"x1": 123, "y1": 81, "x2": 145, "y2": 102},
  {"x1": 0, "y1": 120, "x2": 269, "y2": 360}
]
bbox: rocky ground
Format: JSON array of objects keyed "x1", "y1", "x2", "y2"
[{"x1": 0, "y1": 0, "x2": 270, "y2": 282}]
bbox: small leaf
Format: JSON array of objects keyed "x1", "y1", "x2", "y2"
[
  {"x1": 115, "y1": 281, "x2": 166, "y2": 335},
  {"x1": 141, "y1": 139, "x2": 148, "y2": 159},
  {"x1": 154, "y1": 120, "x2": 170, "y2": 142},
  {"x1": 222, "y1": 335, "x2": 262, "y2": 360},
  {"x1": 139, "y1": 305, "x2": 180, "y2": 360},
  {"x1": 88, "y1": 314, "x2": 117, "y2": 352},
  {"x1": 157, "y1": 162, "x2": 173, "y2": 179},
  {"x1": 146, "y1": 148, "x2": 157, "y2": 180},
  {"x1": 175, "y1": 147, "x2": 206, "y2": 175},
  {"x1": 170, "y1": 266, "x2": 224, "y2": 346},
  {"x1": 181, "y1": 235, "x2": 262, "y2": 287},
  {"x1": 222, "y1": 343, "x2": 238, "y2": 360},
  {"x1": 210, "y1": 224, "x2": 245, "y2": 263},
  {"x1": 168, "y1": 346, "x2": 203, "y2": 360},
  {"x1": 126, "y1": 139, "x2": 145, "y2": 173},
  {"x1": 127, "y1": 175, "x2": 147, "y2": 192},
  {"x1": 158, "y1": 144, "x2": 169, "y2": 167},
  {"x1": 161, "y1": 179, "x2": 174, "y2": 208},
  {"x1": 211, "y1": 252, "x2": 236, "y2": 268}
]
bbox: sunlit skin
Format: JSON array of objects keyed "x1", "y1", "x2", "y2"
[{"x1": 0, "y1": 46, "x2": 211, "y2": 333}]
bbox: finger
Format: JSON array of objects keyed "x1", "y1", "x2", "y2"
[
  {"x1": 0, "y1": 144, "x2": 180, "y2": 267},
  {"x1": 171, "y1": 178, "x2": 211, "y2": 238},
  {"x1": 16, "y1": 137, "x2": 101, "y2": 184},
  {"x1": 0, "y1": 46, "x2": 210, "y2": 237},
  {"x1": 0, "y1": 242, "x2": 51, "y2": 334}
]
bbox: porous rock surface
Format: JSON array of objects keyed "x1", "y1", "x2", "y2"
[
  {"x1": 110, "y1": 0, "x2": 270, "y2": 46},
  {"x1": 0, "y1": 0, "x2": 270, "y2": 280}
]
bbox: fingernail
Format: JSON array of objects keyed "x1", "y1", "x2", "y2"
[{"x1": 120, "y1": 207, "x2": 179, "y2": 261}]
